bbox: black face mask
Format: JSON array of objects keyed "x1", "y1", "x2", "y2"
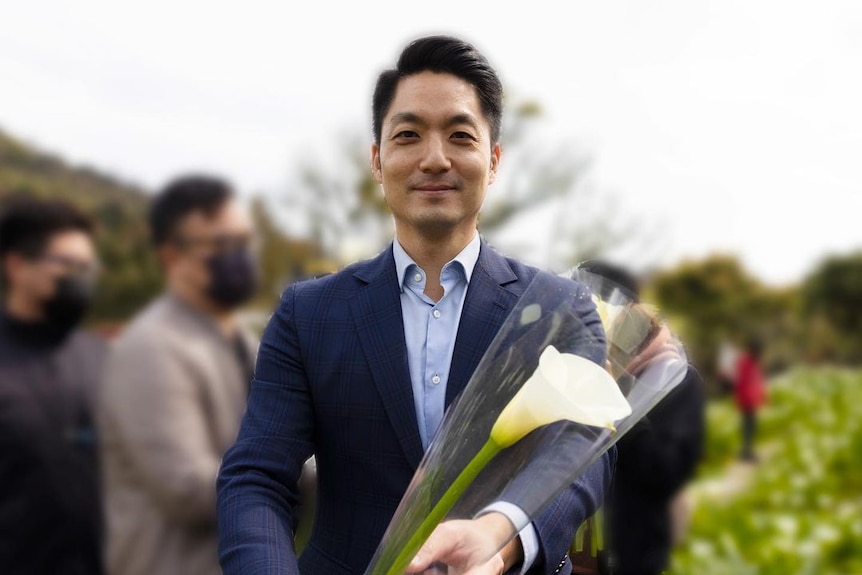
[
  {"x1": 43, "y1": 274, "x2": 95, "y2": 331},
  {"x1": 205, "y1": 249, "x2": 258, "y2": 309}
]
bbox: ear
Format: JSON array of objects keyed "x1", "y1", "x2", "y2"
[
  {"x1": 371, "y1": 143, "x2": 383, "y2": 184},
  {"x1": 488, "y1": 143, "x2": 502, "y2": 185}
]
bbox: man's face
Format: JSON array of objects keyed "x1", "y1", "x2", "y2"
[
  {"x1": 6, "y1": 230, "x2": 98, "y2": 306},
  {"x1": 371, "y1": 71, "x2": 501, "y2": 238},
  {"x1": 163, "y1": 199, "x2": 255, "y2": 301}
]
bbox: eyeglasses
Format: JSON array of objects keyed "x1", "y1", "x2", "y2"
[
  {"x1": 37, "y1": 254, "x2": 101, "y2": 277},
  {"x1": 173, "y1": 233, "x2": 260, "y2": 254}
]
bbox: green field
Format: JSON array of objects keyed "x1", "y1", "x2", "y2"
[{"x1": 669, "y1": 368, "x2": 862, "y2": 574}]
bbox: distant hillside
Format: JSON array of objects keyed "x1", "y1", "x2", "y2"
[
  {"x1": 0, "y1": 128, "x2": 151, "y2": 207},
  {"x1": 0, "y1": 127, "x2": 161, "y2": 321}
]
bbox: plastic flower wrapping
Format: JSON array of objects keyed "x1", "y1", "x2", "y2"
[{"x1": 364, "y1": 268, "x2": 689, "y2": 575}]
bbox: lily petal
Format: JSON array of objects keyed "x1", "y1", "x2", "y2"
[{"x1": 490, "y1": 346, "x2": 632, "y2": 447}]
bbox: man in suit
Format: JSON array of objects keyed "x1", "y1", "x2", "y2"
[
  {"x1": 98, "y1": 175, "x2": 259, "y2": 575},
  {"x1": 216, "y1": 35, "x2": 614, "y2": 575}
]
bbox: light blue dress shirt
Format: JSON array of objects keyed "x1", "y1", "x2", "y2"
[
  {"x1": 392, "y1": 235, "x2": 478, "y2": 448},
  {"x1": 393, "y1": 233, "x2": 537, "y2": 574}
]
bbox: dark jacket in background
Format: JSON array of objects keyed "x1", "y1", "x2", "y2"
[
  {"x1": 0, "y1": 312, "x2": 106, "y2": 575},
  {"x1": 606, "y1": 365, "x2": 705, "y2": 575}
]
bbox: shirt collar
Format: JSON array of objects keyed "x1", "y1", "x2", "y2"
[{"x1": 393, "y1": 232, "x2": 481, "y2": 292}]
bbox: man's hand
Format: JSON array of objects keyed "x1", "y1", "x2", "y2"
[
  {"x1": 407, "y1": 513, "x2": 522, "y2": 575},
  {"x1": 626, "y1": 324, "x2": 680, "y2": 376}
]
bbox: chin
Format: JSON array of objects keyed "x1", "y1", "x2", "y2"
[{"x1": 415, "y1": 221, "x2": 462, "y2": 239}]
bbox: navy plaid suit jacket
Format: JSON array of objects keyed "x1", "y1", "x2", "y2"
[{"x1": 216, "y1": 242, "x2": 615, "y2": 575}]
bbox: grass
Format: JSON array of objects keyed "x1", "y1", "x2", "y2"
[{"x1": 668, "y1": 367, "x2": 862, "y2": 575}]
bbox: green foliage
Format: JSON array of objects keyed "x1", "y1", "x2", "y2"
[
  {"x1": 649, "y1": 255, "x2": 798, "y2": 383},
  {"x1": 0, "y1": 127, "x2": 161, "y2": 322},
  {"x1": 650, "y1": 252, "x2": 861, "y2": 380},
  {"x1": 801, "y1": 252, "x2": 862, "y2": 363},
  {"x1": 670, "y1": 369, "x2": 862, "y2": 575}
]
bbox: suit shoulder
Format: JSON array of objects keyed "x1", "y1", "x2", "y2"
[
  {"x1": 64, "y1": 329, "x2": 108, "y2": 365},
  {"x1": 277, "y1": 254, "x2": 386, "y2": 317},
  {"x1": 502, "y1": 256, "x2": 590, "y2": 296},
  {"x1": 108, "y1": 297, "x2": 200, "y2": 357},
  {"x1": 287, "y1": 264, "x2": 363, "y2": 300}
]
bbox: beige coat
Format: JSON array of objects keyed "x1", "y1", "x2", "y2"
[{"x1": 98, "y1": 295, "x2": 257, "y2": 575}]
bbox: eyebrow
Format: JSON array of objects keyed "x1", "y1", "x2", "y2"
[{"x1": 388, "y1": 112, "x2": 482, "y2": 132}]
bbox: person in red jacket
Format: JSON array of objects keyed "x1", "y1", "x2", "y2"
[{"x1": 734, "y1": 337, "x2": 767, "y2": 462}]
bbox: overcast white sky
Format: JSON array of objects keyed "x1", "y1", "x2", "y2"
[{"x1": 1, "y1": 0, "x2": 860, "y2": 286}]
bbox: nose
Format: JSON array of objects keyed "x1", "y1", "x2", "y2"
[{"x1": 418, "y1": 134, "x2": 451, "y2": 173}]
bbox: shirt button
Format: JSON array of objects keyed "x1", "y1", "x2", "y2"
[
  {"x1": 431, "y1": 374, "x2": 441, "y2": 385},
  {"x1": 432, "y1": 309, "x2": 441, "y2": 319},
  {"x1": 413, "y1": 272, "x2": 423, "y2": 282}
]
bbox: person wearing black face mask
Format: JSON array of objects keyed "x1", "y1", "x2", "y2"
[
  {"x1": 44, "y1": 271, "x2": 98, "y2": 330},
  {"x1": 97, "y1": 175, "x2": 261, "y2": 575},
  {"x1": 0, "y1": 196, "x2": 106, "y2": 575}
]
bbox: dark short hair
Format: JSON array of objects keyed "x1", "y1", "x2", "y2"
[
  {"x1": 372, "y1": 35, "x2": 504, "y2": 147},
  {"x1": 746, "y1": 336, "x2": 764, "y2": 361},
  {"x1": 149, "y1": 175, "x2": 234, "y2": 246},
  {"x1": 0, "y1": 195, "x2": 94, "y2": 261}
]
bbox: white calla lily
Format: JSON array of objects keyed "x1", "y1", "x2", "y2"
[
  {"x1": 368, "y1": 271, "x2": 686, "y2": 575},
  {"x1": 491, "y1": 345, "x2": 632, "y2": 447},
  {"x1": 377, "y1": 345, "x2": 632, "y2": 575}
]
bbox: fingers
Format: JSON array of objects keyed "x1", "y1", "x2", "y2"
[
  {"x1": 463, "y1": 554, "x2": 505, "y2": 575},
  {"x1": 627, "y1": 325, "x2": 680, "y2": 375},
  {"x1": 407, "y1": 521, "x2": 506, "y2": 575},
  {"x1": 408, "y1": 524, "x2": 459, "y2": 573}
]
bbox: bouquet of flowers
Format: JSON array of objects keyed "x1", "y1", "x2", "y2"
[{"x1": 364, "y1": 268, "x2": 689, "y2": 575}]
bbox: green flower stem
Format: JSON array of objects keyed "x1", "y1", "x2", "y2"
[{"x1": 382, "y1": 438, "x2": 502, "y2": 575}]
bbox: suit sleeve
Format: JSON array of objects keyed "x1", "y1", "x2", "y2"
[
  {"x1": 217, "y1": 284, "x2": 314, "y2": 575},
  {"x1": 526, "y1": 279, "x2": 616, "y2": 574},
  {"x1": 530, "y1": 448, "x2": 616, "y2": 574}
]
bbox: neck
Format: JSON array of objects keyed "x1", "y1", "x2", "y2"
[
  {"x1": 396, "y1": 224, "x2": 476, "y2": 302},
  {"x1": 167, "y1": 282, "x2": 237, "y2": 337}
]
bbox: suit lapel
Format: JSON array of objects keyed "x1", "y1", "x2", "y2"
[
  {"x1": 445, "y1": 243, "x2": 520, "y2": 406},
  {"x1": 349, "y1": 247, "x2": 425, "y2": 469}
]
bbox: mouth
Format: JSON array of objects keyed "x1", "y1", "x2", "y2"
[{"x1": 413, "y1": 183, "x2": 458, "y2": 193}]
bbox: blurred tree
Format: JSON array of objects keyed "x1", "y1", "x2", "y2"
[
  {"x1": 248, "y1": 194, "x2": 325, "y2": 309},
  {"x1": 649, "y1": 254, "x2": 796, "y2": 388},
  {"x1": 801, "y1": 251, "x2": 862, "y2": 363}
]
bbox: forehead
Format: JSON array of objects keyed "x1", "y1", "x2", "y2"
[
  {"x1": 385, "y1": 71, "x2": 487, "y2": 129},
  {"x1": 44, "y1": 230, "x2": 95, "y2": 259}
]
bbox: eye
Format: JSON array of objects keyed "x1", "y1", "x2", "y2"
[
  {"x1": 394, "y1": 130, "x2": 419, "y2": 140},
  {"x1": 451, "y1": 131, "x2": 476, "y2": 142}
]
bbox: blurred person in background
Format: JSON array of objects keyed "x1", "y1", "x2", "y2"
[
  {"x1": 98, "y1": 175, "x2": 259, "y2": 575},
  {"x1": 0, "y1": 196, "x2": 105, "y2": 574},
  {"x1": 716, "y1": 338, "x2": 739, "y2": 395},
  {"x1": 734, "y1": 337, "x2": 766, "y2": 463},
  {"x1": 570, "y1": 260, "x2": 706, "y2": 575}
]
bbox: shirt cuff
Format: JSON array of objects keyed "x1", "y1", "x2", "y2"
[{"x1": 478, "y1": 502, "x2": 538, "y2": 575}]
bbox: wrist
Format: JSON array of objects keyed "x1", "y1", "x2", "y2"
[{"x1": 475, "y1": 512, "x2": 523, "y2": 570}]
